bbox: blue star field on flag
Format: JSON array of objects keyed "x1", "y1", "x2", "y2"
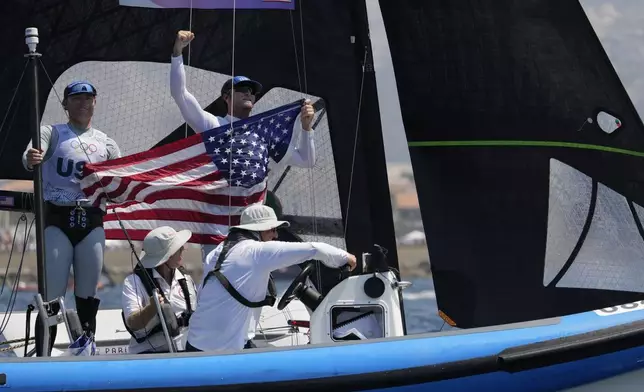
[{"x1": 201, "y1": 100, "x2": 302, "y2": 188}]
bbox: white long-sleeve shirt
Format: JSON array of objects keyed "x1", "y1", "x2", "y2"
[
  {"x1": 202, "y1": 244, "x2": 260, "y2": 343},
  {"x1": 187, "y1": 240, "x2": 350, "y2": 352},
  {"x1": 169, "y1": 55, "x2": 316, "y2": 168}
]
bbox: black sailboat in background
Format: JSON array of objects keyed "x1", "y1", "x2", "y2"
[{"x1": 0, "y1": 1, "x2": 644, "y2": 391}]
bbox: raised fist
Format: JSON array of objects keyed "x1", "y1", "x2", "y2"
[{"x1": 173, "y1": 30, "x2": 195, "y2": 56}]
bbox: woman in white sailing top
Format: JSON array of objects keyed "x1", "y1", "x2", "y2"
[
  {"x1": 22, "y1": 80, "x2": 121, "y2": 356},
  {"x1": 121, "y1": 226, "x2": 198, "y2": 354}
]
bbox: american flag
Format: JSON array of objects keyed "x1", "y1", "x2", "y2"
[{"x1": 80, "y1": 100, "x2": 303, "y2": 244}]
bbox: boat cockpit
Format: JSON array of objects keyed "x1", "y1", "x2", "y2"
[{"x1": 4, "y1": 244, "x2": 411, "y2": 358}]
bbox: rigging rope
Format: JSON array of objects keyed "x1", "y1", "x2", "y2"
[
  {"x1": 289, "y1": 12, "x2": 303, "y2": 97},
  {"x1": 343, "y1": 48, "x2": 368, "y2": 240},
  {"x1": 294, "y1": 2, "x2": 323, "y2": 291},
  {"x1": 0, "y1": 64, "x2": 39, "y2": 333},
  {"x1": 0, "y1": 214, "x2": 35, "y2": 335},
  {"x1": 0, "y1": 60, "x2": 29, "y2": 159},
  {"x1": 298, "y1": 3, "x2": 308, "y2": 94},
  {"x1": 227, "y1": 0, "x2": 237, "y2": 229},
  {"x1": 282, "y1": 1, "x2": 369, "y2": 290},
  {"x1": 0, "y1": 340, "x2": 31, "y2": 353},
  {"x1": 185, "y1": 0, "x2": 193, "y2": 139},
  {"x1": 0, "y1": 216, "x2": 26, "y2": 302},
  {"x1": 0, "y1": 336, "x2": 35, "y2": 346}
]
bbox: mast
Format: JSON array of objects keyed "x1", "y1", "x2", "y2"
[{"x1": 24, "y1": 27, "x2": 47, "y2": 300}]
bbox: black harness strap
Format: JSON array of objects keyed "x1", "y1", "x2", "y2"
[
  {"x1": 122, "y1": 266, "x2": 193, "y2": 343},
  {"x1": 178, "y1": 273, "x2": 193, "y2": 314},
  {"x1": 134, "y1": 266, "x2": 166, "y2": 301},
  {"x1": 205, "y1": 237, "x2": 277, "y2": 308},
  {"x1": 44, "y1": 202, "x2": 104, "y2": 247}
]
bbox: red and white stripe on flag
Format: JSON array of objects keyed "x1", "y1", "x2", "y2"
[{"x1": 80, "y1": 133, "x2": 266, "y2": 245}]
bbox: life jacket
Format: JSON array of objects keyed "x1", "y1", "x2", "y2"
[
  {"x1": 204, "y1": 233, "x2": 277, "y2": 308},
  {"x1": 121, "y1": 265, "x2": 194, "y2": 344}
]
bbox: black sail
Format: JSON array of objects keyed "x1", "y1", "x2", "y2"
[{"x1": 379, "y1": 0, "x2": 644, "y2": 327}]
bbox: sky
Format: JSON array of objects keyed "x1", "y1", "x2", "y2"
[
  {"x1": 580, "y1": 0, "x2": 644, "y2": 114},
  {"x1": 365, "y1": 0, "x2": 644, "y2": 164}
]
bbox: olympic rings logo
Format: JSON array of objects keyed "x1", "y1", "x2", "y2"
[{"x1": 70, "y1": 140, "x2": 98, "y2": 154}]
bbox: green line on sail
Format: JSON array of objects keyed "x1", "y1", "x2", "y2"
[{"x1": 407, "y1": 140, "x2": 644, "y2": 158}]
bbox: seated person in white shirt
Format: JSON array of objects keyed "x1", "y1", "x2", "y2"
[
  {"x1": 121, "y1": 226, "x2": 198, "y2": 354},
  {"x1": 185, "y1": 205, "x2": 357, "y2": 353}
]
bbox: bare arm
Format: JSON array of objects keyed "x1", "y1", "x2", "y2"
[
  {"x1": 126, "y1": 305, "x2": 158, "y2": 331},
  {"x1": 121, "y1": 274, "x2": 162, "y2": 331}
]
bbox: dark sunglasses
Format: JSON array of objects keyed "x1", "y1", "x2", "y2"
[{"x1": 224, "y1": 86, "x2": 256, "y2": 96}]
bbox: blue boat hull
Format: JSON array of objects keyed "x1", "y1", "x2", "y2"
[{"x1": 2, "y1": 302, "x2": 644, "y2": 391}]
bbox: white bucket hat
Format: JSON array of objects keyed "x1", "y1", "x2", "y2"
[
  {"x1": 231, "y1": 205, "x2": 290, "y2": 232},
  {"x1": 139, "y1": 226, "x2": 192, "y2": 269}
]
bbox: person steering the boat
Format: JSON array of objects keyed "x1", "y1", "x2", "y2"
[
  {"x1": 184, "y1": 205, "x2": 356, "y2": 353},
  {"x1": 121, "y1": 226, "x2": 198, "y2": 354},
  {"x1": 21, "y1": 80, "x2": 121, "y2": 356}
]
